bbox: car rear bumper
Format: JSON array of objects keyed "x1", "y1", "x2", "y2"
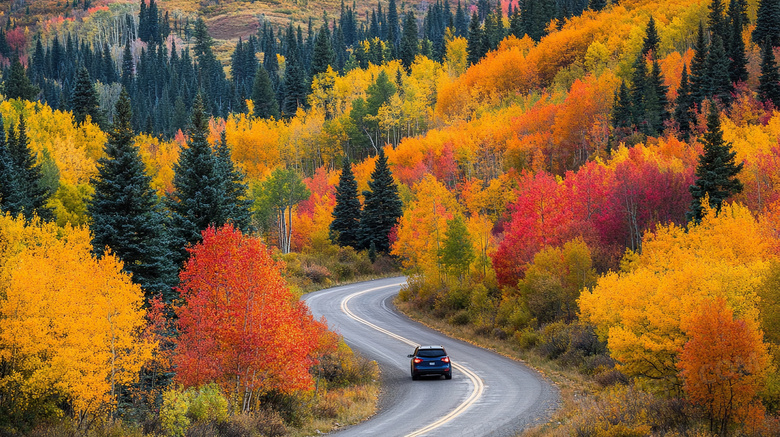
[{"x1": 412, "y1": 364, "x2": 451, "y2": 376}]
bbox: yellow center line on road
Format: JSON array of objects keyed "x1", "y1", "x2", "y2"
[{"x1": 340, "y1": 283, "x2": 486, "y2": 437}]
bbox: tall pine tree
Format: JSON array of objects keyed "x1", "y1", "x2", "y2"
[
  {"x1": 689, "y1": 23, "x2": 709, "y2": 108},
  {"x1": 88, "y1": 90, "x2": 177, "y2": 301},
  {"x1": 674, "y1": 64, "x2": 694, "y2": 138},
  {"x1": 330, "y1": 157, "x2": 362, "y2": 248},
  {"x1": 759, "y1": 40, "x2": 780, "y2": 108},
  {"x1": 687, "y1": 103, "x2": 744, "y2": 222},
  {"x1": 252, "y1": 65, "x2": 281, "y2": 119},
  {"x1": 5, "y1": 115, "x2": 54, "y2": 221},
  {"x1": 753, "y1": 0, "x2": 780, "y2": 48},
  {"x1": 71, "y1": 66, "x2": 103, "y2": 127},
  {"x1": 400, "y1": 11, "x2": 419, "y2": 71},
  {"x1": 357, "y1": 148, "x2": 403, "y2": 253},
  {"x1": 214, "y1": 130, "x2": 253, "y2": 233},
  {"x1": 166, "y1": 94, "x2": 225, "y2": 267}
]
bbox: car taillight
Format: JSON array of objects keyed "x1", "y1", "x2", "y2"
[
  {"x1": 441, "y1": 357, "x2": 450, "y2": 363},
  {"x1": 413, "y1": 358, "x2": 423, "y2": 364}
]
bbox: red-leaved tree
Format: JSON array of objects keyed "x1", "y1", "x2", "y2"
[{"x1": 174, "y1": 225, "x2": 336, "y2": 412}]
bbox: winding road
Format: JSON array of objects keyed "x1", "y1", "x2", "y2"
[{"x1": 303, "y1": 277, "x2": 559, "y2": 437}]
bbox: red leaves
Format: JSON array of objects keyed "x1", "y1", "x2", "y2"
[{"x1": 174, "y1": 225, "x2": 335, "y2": 399}]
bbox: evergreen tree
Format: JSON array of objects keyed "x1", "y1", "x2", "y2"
[
  {"x1": 641, "y1": 17, "x2": 660, "y2": 57},
  {"x1": 759, "y1": 40, "x2": 780, "y2": 108},
  {"x1": 455, "y1": 0, "x2": 469, "y2": 38},
  {"x1": 3, "y1": 57, "x2": 40, "y2": 101},
  {"x1": 357, "y1": 148, "x2": 403, "y2": 253},
  {"x1": 400, "y1": 11, "x2": 419, "y2": 71},
  {"x1": 687, "y1": 103, "x2": 744, "y2": 222},
  {"x1": 674, "y1": 64, "x2": 694, "y2": 138},
  {"x1": 753, "y1": 0, "x2": 780, "y2": 48},
  {"x1": 611, "y1": 80, "x2": 633, "y2": 130},
  {"x1": 330, "y1": 157, "x2": 362, "y2": 248},
  {"x1": 706, "y1": 34, "x2": 733, "y2": 106},
  {"x1": 588, "y1": 0, "x2": 607, "y2": 11},
  {"x1": 252, "y1": 65, "x2": 280, "y2": 119},
  {"x1": 71, "y1": 66, "x2": 103, "y2": 127},
  {"x1": 630, "y1": 54, "x2": 648, "y2": 128},
  {"x1": 707, "y1": 0, "x2": 727, "y2": 40},
  {"x1": 166, "y1": 95, "x2": 224, "y2": 266},
  {"x1": 214, "y1": 130, "x2": 253, "y2": 233},
  {"x1": 467, "y1": 11, "x2": 484, "y2": 65},
  {"x1": 727, "y1": 0, "x2": 748, "y2": 84},
  {"x1": 88, "y1": 90, "x2": 177, "y2": 301},
  {"x1": 646, "y1": 58, "x2": 670, "y2": 134},
  {"x1": 311, "y1": 23, "x2": 335, "y2": 78},
  {"x1": 121, "y1": 40, "x2": 134, "y2": 92},
  {"x1": 0, "y1": 118, "x2": 20, "y2": 214},
  {"x1": 5, "y1": 115, "x2": 53, "y2": 221},
  {"x1": 387, "y1": 0, "x2": 401, "y2": 52},
  {"x1": 689, "y1": 23, "x2": 709, "y2": 108}
]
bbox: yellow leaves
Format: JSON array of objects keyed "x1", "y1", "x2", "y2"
[
  {"x1": 392, "y1": 175, "x2": 461, "y2": 276},
  {"x1": 444, "y1": 36, "x2": 468, "y2": 77},
  {"x1": 0, "y1": 98, "x2": 106, "y2": 185},
  {"x1": 0, "y1": 215, "x2": 154, "y2": 418},
  {"x1": 579, "y1": 202, "x2": 774, "y2": 388}
]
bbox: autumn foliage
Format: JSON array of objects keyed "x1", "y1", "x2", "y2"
[
  {"x1": 679, "y1": 298, "x2": 770, "y2": 435},
  {"x1": 173, "y1": 225, "x2": 336, "y2": 412},
  {"x1": 0, "y1": 215, "x2": 153, "y2": 425}
]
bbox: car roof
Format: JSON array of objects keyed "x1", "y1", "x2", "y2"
[{"x1": 418, "y1": 345, "x2": 445, "y2": 350}]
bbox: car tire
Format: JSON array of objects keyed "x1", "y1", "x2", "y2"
[
  {"x1": 412, "y1": 372, "x2": 419, "y2": 380},
  {"x1": 444, "y1": 370, "x2": 452, "y2": 380}
]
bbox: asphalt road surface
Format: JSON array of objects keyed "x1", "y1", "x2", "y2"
[{"x1": 303, "y1": 277, "x2": 559, "y2": 437}]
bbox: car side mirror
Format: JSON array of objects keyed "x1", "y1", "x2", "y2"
[{"x1": 407, "y1": 354, "x2": 414, "y2": 358}]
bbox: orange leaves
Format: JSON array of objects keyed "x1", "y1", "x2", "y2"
[
  {"x1": 174, "y1": 225, "x2": 335, "y2": 404},
  {"x1": 435, "y1": 42, "x2": 538, "y2": 121},
  {"x1": 0, "y1": 215, "x2": 153, "y2": 419},
  {"x1": 679, "y1": 298, "x2": 770, "y2": 433}
]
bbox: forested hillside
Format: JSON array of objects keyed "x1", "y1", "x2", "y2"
[{"x1": 1, "y1": 0, "x2": 780, "y2": 435}]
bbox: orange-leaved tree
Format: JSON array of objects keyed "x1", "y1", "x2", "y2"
[
  {"x1": 0, "y1": 215, "x2": 153, "y2": 427},
  {"x1": 174, "y1": 225, "x2": 336, "y2": 413},
  {"x1": 679, "y1": 298, "x2": 770, "y2": 436}
]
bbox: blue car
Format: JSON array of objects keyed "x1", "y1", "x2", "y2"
[{"x1": 408, "y1": 345, "x2": 452, "y2": 380}]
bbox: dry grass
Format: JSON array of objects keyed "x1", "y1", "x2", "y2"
[{"x1": 292, "y1": 383, "x2": 380, "y2": 437}]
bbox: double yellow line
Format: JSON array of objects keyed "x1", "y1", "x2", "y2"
[{"x1": 340, "y1": 283, "x2": 485, "y2": 437}]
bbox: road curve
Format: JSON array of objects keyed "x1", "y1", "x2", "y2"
[{"x1": 303, "y1": 277, "x2": 559, "y2": 437}]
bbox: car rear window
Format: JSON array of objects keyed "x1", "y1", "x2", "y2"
[{"x1": 417, "y1": 349, "x2": 446, "y2": 357}]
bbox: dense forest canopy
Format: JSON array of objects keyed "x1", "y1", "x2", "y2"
[{"x1": 2, "y1": 0, "x2": 780, "y2": 435}]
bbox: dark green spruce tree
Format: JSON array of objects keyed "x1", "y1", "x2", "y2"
[
  {"x1": 166, "y1": 94, "x2": 225, "y2": 267},
  {"x1": 330, "y1": 157, "x2": 362, "y2": 248},
  {"x1": 641, "y1": 17, "x2": 659, "y2": 57},
  {"x1": 687, "y1": 102, "x2": 744, "y2": 223},
  {"x1": 3, "y1": 57, "x2": 39, "y2": 101},
  {"x1": 357, "y1": 148, "x2": 403, "y2": 253},
  {"x1": 400, "y1": 11, "x2": 419, "y2": 71},
  {"x1": 71, "y1": 66, "x2": 104, "y2": 127},
  {"x1": 689, "y1": 23, "x2": 709, "y2": 108},
  {"x1": 611, "y1": 80, "x2": 633, "y2": 130},
  {"x1": 727, "y1": 0, "x2": 748, "y2": 84},
  {"x1": 645, "y1": 58, "x2": 670, "y2": 135},
  {"x1": 88, "y1": 90, "x2": 177, "y2": 302},
  {"x1": 310, "y1": 22, "x2": 335, "y2": 78},
  {"x1": 759, "y1": 39, "x2": 780, "y2": 108},
  {"x1": 214, "y1": 130, "x2": 253, "y2": 233},
  {"x1": 5, "y1": 115, "x2": 54, "y2": 221},
  {"x1": 753, "y1": 0, "x2": 780, "y2": 48},
  {"x1": 252, "y1": 65, "x2": 281, "y2": 119},
  {"x1": 706, "y1": 35, "x2": 733, "y2": 106},
  {"x1": 674, "y1": 64, "x2": 694, "y2": 138},
  {"x1": 466, "y1": 11, "x2": 484, "y2": 65}
]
